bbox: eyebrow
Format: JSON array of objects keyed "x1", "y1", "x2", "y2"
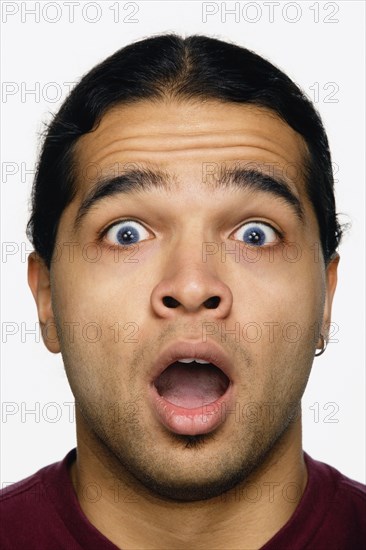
[{"x1": 73, "y1": 165, "x2": 304, "y2": 233}]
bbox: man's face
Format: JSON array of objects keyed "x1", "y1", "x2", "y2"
[{"x1": 29, "y1": 100, "x2": 338, "y2": 501}]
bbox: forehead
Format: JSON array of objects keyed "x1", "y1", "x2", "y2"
[{"x1": 73, "y1": 100, "x2": 309, "y2": 196}]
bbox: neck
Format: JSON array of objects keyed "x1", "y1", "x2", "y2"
[{"x1": 70, "y1": 414, "x2": 307, "y2": 550}]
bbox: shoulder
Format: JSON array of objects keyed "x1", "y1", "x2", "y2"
[
  {"x1": 0, "y1": 463, "x2": 50, "y2": 509},
  {"x1": 304, "y1": 453, "x2": 366, "y2": 544},
  {"x1": 305, "y1": 452, "x2": 366, "y2": 505},
  {"x1": 0, "y1": 450, "x2": 77, "y2": 549},
  {"x1": 0, "y1": 449, "x2": 76, "y2": 505},
  {"x1": 262, "y1": 454, "x2": 366, "y2": 550}
]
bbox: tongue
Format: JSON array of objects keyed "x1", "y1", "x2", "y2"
[{"x1": 154, "y1": 361, "x2": 229, "y2": 408}]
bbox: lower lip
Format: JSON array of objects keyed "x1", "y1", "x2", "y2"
[{"x1": 148, "y1": 383, "x2": 234, "y2": 436}]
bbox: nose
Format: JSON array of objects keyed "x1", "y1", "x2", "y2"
[{"x1": 150, "y1": 247, "x2": 233, "y2": 320}]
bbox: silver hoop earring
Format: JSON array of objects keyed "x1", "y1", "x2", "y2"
[{"x1": 315, "y1": 334, "x2": 327, "y2": 357}]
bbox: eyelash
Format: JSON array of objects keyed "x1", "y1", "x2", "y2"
[{"x1": 97, "y1": 218, "x2": 284, "y2": 251}]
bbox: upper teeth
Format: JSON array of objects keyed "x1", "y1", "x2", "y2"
[{"x1": 177, "y1": 358, "x2": 210, "y2": 364}]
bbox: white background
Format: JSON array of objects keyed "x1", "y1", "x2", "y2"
[{"x1": 1, "y1": 1, "x2": 365, "y2": 485}]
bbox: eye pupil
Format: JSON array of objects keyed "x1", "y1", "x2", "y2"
[
  {"x1": 117, "y1": 226, "x2": 138, "y2": 244},
  {"x1": 243, "y1": 226, "x2": 266, "y2": 246},
  {"x1": 248, "y1": 231, "x2": 261, "y2": 243}
]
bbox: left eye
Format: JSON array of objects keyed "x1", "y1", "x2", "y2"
[
  {"x1": 104, "y1": 220, "x2": 150, "y2": 247},
  {"x1": 232, "y1": 221, "x2": 279, "y2": 247}
]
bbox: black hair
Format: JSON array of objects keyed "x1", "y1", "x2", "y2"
[{"x1": 26, "y1": 33, "x2": 342, "y2": 268}]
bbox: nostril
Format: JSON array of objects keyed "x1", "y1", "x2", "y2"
[
  {"x1": 163, "y1": 296, "x2": 180, "y2": 308},
  {"x1": 204, "y1": 296, "x2": 220, "y2": 309}
]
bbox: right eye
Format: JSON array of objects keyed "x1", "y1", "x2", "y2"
[{"x1": 103, "y1": 220, "x2": 151, "y2": 248}]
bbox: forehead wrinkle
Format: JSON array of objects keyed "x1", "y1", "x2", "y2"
[
  {"x1": 75, "y1": 110, "x2": 308, "y2": 166},
  {"x1": 77, "y1": 135, "x2": 305, "y2": 159}
]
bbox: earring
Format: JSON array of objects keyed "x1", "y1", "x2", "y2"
[{"x1": 315, "y1": 334, "x2": 327, "y2": 357}]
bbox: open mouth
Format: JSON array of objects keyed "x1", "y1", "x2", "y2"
[
  {"x1": 154, "y1": 360, "x2": 230, "y2": 409},
  {"x1": 149, "y1": 343, "x2": 234, "y2": 435}
]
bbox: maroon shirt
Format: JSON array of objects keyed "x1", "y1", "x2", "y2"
[{"x1": 1, "y1": 449, "x2": 365, "y2": 549}]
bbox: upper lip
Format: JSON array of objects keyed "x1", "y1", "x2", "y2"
[{"x1": 150, "y1": 339, "x2": 235, "y2": 383}]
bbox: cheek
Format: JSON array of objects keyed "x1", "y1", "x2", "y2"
[
  {"x1": 53, "y1": 249, "x2": 140, "y2": 316},
  {"x1": 235, "y1": 259, "x2": 323, "y2": 322},
  {"x1": 231, "y1": 260, "x2": 325, "y2": 376},
  {"x1": 51, "y1": 261, "x2": 134, "y2": 391}
]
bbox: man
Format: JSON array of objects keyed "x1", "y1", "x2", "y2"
[{"x1": 1, "y1": 34, "x2": 365, "y2": 549}]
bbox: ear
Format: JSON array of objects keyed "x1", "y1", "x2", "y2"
[
  {"x1": 317, "y1": 253, "x2": 339, "y2": 348},
  {"x1": 27, "y1": 252, "x2": 60, "y2": 353}
]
